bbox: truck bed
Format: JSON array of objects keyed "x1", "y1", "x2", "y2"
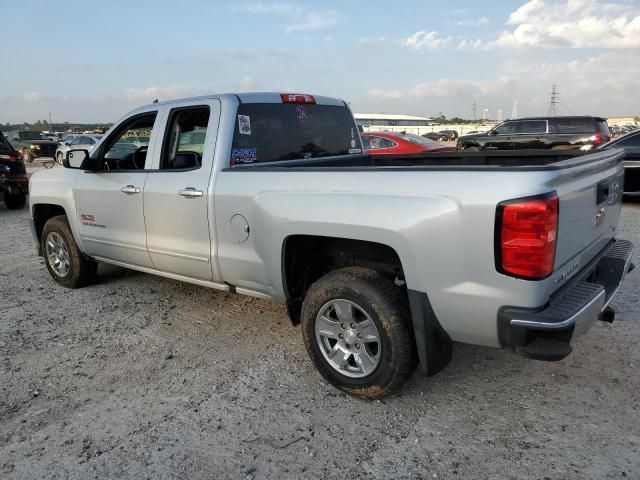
[{"x1": 226, "y1": 149, "x2": 619, "y2": 171}]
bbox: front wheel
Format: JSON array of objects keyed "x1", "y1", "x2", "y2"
[
  {"x1": 23, "y1": 150, "x2": 33, "y2": 163},
  {"x1": 56, "y1": 151, "x2": 64, "y2": 164},
  {"x1": 301, "y1": 267, "x2": 417, "y2": 399},
  {"x1": 3, "y1": 191, "x2": 26, "y2": 210},
  {"x1": 42, "y1": 215, "x2": 97, "y2": 288}
]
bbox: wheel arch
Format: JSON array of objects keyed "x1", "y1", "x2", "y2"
[
  {"x1": 281, "y1": 234, "x2": 453, "y2": 377},
  {"x1": 32, "y1": 203, "x2": 68, "y2": 255}
]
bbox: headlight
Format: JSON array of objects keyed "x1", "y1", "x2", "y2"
[{"x1": 30, "y1": 145, "x2": 41, "y2": 151}]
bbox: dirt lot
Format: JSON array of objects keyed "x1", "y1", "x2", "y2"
[{"x1": 1, "y1": 187, "x2": 639, "y2": 479}]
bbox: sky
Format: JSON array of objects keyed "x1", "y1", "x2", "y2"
[{"x1": 1, "y1": 0, "x2": 640, "y2": 123}]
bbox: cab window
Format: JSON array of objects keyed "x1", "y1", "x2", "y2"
[
  {"x1": 515, "y1": 120, "x2": 547, "y2": 134},
  {"x1": 97, "y1": 112, "x2": 156, "y2": 171},
  {"x1": 160, "y1": 107, "x2": 210, "y2": 170},
  {"x1": 493, "y1": 122, "x2": 516, "y2": 135}
]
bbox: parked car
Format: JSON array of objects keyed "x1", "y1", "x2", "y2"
[
  {"x1": 6, "y1": 130, "x2": 59, "y2": 163},
  {"x1": 29, "y1": 92, "x2": 633, "y2": 398},
  {"x1": 599, "y1": 129, "x2": 640, "y2": 194},
  {"x1": 422, "y1": 132, "x2": 447, "y2": 141},
  {"x1": 55, "y1": 135, "x2": 102, "y2": 164},
  {"x1": 438, "y1": 130, "x2": 458, "y2": 141},
  {"x1": 457, "y1": 116, "x2": 611, "y2": 151},
  {"x1": 0, "y1": 130, "x2": 28, "y2": 209},
  {"x1": 362, "y1": 132, "x2": 455, "y2": 155}
]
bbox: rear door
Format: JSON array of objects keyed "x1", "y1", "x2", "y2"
[
  {"x1": 514, "y1": 120, "x2": 547, "y2": 149},
  {"x1": 142, "y1": 99, "x2": 221, "y2": 281}
]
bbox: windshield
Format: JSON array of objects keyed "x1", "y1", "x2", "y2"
[
  {"x1": 230, "y1": 103, "x2": 361, "y2": 165},
  {"x1": 21, "y1": 131, "x2": 48, "y2": 140}
]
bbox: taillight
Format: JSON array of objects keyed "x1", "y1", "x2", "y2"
[
  {"x1": 8, "y1": 151, "x2": 23, "y2": 162},
  {"x1": 495, "y1": 193, "x2": 559, "y2": 280},
  {"x1": 593, "y1": 132, "x2": 603, "y2": 145},
  {"x1": 280, "y1": 93, "x2": 316, "y2": 104}
]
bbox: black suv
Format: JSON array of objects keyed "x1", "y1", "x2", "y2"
[
  {"x1": 0, "y1": 131, "x2": 29, "y2": 209},
  {"x1": 6, "y1": 130, "x2": 59, "y2": 163},
  {"x1": 457, "y1": 116, "x2": 611, "y2": 151}
]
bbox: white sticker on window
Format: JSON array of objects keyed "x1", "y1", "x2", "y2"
[
  {"x1": 349, "y1": 148, "x2": 362, "y2": 154},
  {"x1": 238, "y1": 115, "x2": 251, "y2": 135}
]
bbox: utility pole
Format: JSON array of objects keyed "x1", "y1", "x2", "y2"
[
  {"x1": 472, "y1": 101, "x2": 477, "y2": 121},
  {"x1": 497, "y1": 109, "x2": 503, "y2": 123},
  {"x1": 511, "y1": 101, "x2": 518, "y2": 119},
  {"x1": 49, "y1": 112, "x2": 53, "y2": 131},
  {"x1": 548, "y1": 84, "x2": 559, "y2": 117}
]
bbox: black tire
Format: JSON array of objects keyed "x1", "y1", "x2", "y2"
[
  {"x1": 3, "y1": 191, "x2": 26, "y2": 210},
  {"x1": 41, "y1": 215, "x2": 97, "y2": 288},
  {"x1": 23, "y1": 150, "x2": 33, "y2": 163},
  {"x1": 463, "y1": 145, "x2": 480, "y2": 151},
  {"x1": 301, "y1": 267, "x2": 416, "y2": 399},
  {"x1": 56, "y1": 152, "x2": 64, "y2": 164}
]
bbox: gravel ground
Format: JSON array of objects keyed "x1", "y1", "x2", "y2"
[{"x1": 1, "y1": 185, "x2": 639, "y2": 479}]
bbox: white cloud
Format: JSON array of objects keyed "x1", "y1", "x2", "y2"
[
  {"x1": 230, "y1": 2, "x2": 302, "y2": 16},
  {"x1": 285, "y1": 10, "x2": 337, "y2": 33},
  {"x1": 404, "y1": 31, "x2": 452, "y2": 50},
  {"x1": 367, "y1": 76, "x2": 516, "y2": 99},
  {"x1": 232, "y1": 2, "x2": 337, "y2": 33},
  {"x1": 451, "y1": 17, "x2": 489, "y2": 27},
  {"x1": 463, "y1": 0, "x2": 640, "y2": 49},
  {"x1": 357, "y1": 36, "x2": 387, "y2": 45},
  {"x1": 122, "y1": 85, "x2": 211, "y2": 103}
]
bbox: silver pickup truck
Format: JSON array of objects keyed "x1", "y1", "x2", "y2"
[{"x1": 29, "y1": 92, "x2": 634, "y2": 399}]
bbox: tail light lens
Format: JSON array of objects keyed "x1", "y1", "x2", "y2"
[{"x1": 495, "y1": 193, "x2": 559, "y2": 280}]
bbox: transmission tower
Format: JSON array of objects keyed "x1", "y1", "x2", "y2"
[
  {"x1": 548, "y1": 84, "x2": 559, "y2": 116},
  {"x1": 482, "y1": 108, "x2": 489, "y2": 122},
  {"x1": 497, "y1": 109, "x2": 503, "y2": 122},
  {"x1": 511, "y1": 101, "x2": 518, "y2": 119},
  {"x1": 472, "y1": 101, "x2": 477, "y2": 120}
]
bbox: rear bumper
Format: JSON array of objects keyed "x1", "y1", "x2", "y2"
[
  {"x1": 0, "y1": 174, "x2": 29, "y2": 195},
  {"x1": 499, "y1": 239, "x2": 634, "y2": 360}
]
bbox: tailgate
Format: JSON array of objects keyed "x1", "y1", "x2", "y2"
[{"x1": 553, "y1": 149, "x2": 624, "y2": 276}]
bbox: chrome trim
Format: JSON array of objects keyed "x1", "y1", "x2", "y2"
[
  {"x1": 510, "y1": 289, "x2": 605, "y2": 330},
  {"x1": 147, "y1": 248, "x2": 210, "y2": 263},
  {"x1": 92, "y1": 256, "x2": 231, "y2": 292},
  {"x1": 234, "y1": 287, "x2": 274, "y2": 300},
  {"x1": 82, "y1": 236, "x2": 147, "y2": 252}
]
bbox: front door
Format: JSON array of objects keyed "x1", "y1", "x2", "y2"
[
  {"x1": 143, "y1": 100, "x2": 221, "y2": 280},
  {"x1": 485, "y1": 122, "x2": 515, "y2": 150},
  {"x1": 73, "y1": 111, "x2": 160, "y2": 267}
]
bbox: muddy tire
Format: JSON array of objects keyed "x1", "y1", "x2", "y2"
[
  {"x1": 3, "y1": 192, "x2": 26, "y2": 210},
  {"x1": 301, "y1": 267, "x2": 416, "y2": 399},
  {"x1": 42, "y1": 215, "x2": 97, "y2": 288}
]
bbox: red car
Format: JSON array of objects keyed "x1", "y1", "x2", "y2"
[{"x1": 361, "y1": 132, "x2": 455, "y2": 155}]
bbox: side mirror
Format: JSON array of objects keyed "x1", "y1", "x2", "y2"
[
  {"x1": 64, "y1": 149, "x2": 90, "y2": 169},
  {"x1": 487, "y1": 130, "x2": 495, "y2": 136},
  {"x1": 64, "y1": 141, "x2": 70, "y2": 146},
  {"x1": 13, "y1": 137, "x2": 19, "y2": 141}
]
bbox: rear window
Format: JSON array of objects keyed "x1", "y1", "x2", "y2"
[
  {"x1": 597, "y1": 120, "x2": 610, "y2": 136},
  {"x1": 21, "y1": 131, "x2": 47, "y2": 140},
  {"x1": 550, "y1": 118, "x2": 599, "y2": 134},
  {"x1": 230, "y1": 103, "x2": 361, "y2": 165}
]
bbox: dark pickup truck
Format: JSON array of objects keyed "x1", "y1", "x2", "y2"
[
  {"x1": 7, "y1": 130, "x2": 58, "y2": 163},
  {"x1": 457, "y1": 116, "x2": 611, "y2": 151}
]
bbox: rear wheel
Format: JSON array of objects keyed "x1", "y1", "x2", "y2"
[
  {"x1": 42, "y1": 215, "x2": 97, "y2": 288},
  {"x1": 301, "y1": 267, "x2": 416, "y2": 399},
  {"x1": 23, "y1": 149, "x2": 33, "y2": 163},
  {"x1": 3, "y1": 191, "x2": 26, "y2": 210}
]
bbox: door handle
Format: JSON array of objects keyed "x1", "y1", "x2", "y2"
[
  {"x1": 179, "y1": 187, "x2": 203, "y2": 198},
  {"x1": 121, "y1": 185, "x2": 141, "y2": 195}
]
